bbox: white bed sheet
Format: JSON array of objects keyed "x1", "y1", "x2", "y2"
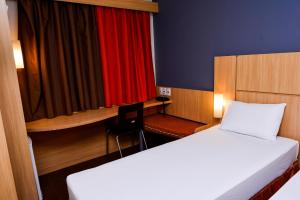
[
  {"x1": 67, "y1": 125, "x2": 298, "y2": 200},
  {"x1": 270, "y1": 171, "x2": 300, "y2": 200}
]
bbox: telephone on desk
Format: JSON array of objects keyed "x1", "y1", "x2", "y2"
[{"x1": 155, "y1": 96, "x2": 170, "y2": 102}]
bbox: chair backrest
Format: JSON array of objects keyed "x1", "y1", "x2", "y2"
[{"x1": 118, "y1": 102, "x2": 144, "y2": 130}]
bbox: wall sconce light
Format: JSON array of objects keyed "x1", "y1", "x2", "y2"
[
  {"x1": 214, "y1": 93, "x2": 223, "y2": 118},
  {"x1": 12, "y1": 40, "x2": 24, "y2": 69}
]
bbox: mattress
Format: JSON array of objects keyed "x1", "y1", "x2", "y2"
[
  {"x1": 67, "y1": 125, "x2": 298, "y2": 200},
  {"x1": 270, "y1": 171, "x2": 300, "y2": 200}
]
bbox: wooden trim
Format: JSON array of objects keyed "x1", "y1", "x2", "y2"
[
  {"x1": 0, "y1": 111, "x2": 18, "y2": 200},
  {"x1": 236, "y1": 90, "x2": 300, "y2": 96},
  {"x1": 56, "y1": 0, "x2": 159, "y2": 13},
  {"x1": 0, "y1": 1, "x2": 38, "y2": 199}
]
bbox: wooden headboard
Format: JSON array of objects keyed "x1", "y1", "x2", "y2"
[{"x1": 214, "y1": 52, "x2": 300, "y2": 142}]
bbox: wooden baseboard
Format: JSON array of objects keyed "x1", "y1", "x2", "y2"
[{"x1": 56, "y1": 0, "x2": 159, "y2": 13}]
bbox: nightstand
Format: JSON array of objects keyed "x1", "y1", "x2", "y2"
[{"x1": 144, "y1": 114, "x2": 206, "y2": 138}]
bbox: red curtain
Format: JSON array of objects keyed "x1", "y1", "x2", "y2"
[{"x1": 96, "y1": 7, "x2": 157, "y2": 107}]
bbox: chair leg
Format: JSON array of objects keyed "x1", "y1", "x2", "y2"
[
  {"x1": 116, "y1": 135, "x2": 123, "y2": 158},
  {"x1": 140, "y1": 130, "x2": 148, "y2": 150}
]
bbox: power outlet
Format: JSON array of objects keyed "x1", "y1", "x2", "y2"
[
  {"x1": 159, "y1": 87, "x2": 166, "y2": 96},
  {"x1": 165, "y1": 88, "x2": 171, "y2": 96},
  {"x1": 159, "y1": 87, "x2": 171, "y2": 96}
]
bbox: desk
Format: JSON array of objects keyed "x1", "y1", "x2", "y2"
[
  {"x1": 27, "y1": 100, "x2": 171, "y2": 175},
  {"x1": 26, "y1": 99, "x2": 172, "y2": 133}
]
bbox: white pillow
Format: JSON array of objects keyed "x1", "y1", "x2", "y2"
[{"x1": 220, "y1": 101, "x2": 286, "y2": 140}]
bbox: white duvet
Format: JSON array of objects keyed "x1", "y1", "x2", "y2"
[{"x1": 67, "y1": 126, "x2": 298, "y2": 200}]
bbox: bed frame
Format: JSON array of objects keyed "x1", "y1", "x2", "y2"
[{"x1": 214, "y1": 52, "x2": 300, "y2": 199}]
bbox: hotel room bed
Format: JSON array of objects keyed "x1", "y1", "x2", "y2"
[
  {"x1": 67, "y1": 125, "x2": 298, "y2": 200},
  {"x1": 270, "y1": 170, "x2": 300, "y2": 200}
]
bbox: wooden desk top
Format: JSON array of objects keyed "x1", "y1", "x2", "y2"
[{"x1": 26, "y1": 100, "x2": 171, "y2": 133}]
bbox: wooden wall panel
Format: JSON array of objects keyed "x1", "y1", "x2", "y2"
[
  {"x1": 31, "y1": 124, "x2": 132, "y2": 175},
  {"x1": 237, "y1": 52, "x2": 300, "y2": 95},
  {"x1": 236, "y1": 91, "x2": 300, "y2": 142},
  {"x1": 214, "y1": 56, "x2": 237, "y2": 111},
  {"x1": 164, "y1": 87, "x2": 214, "y2": 124},
  {"x1": 30, "y1": 123, "x2": 134, "y2": 175},
  {"x1": 0, "y1": 111, "x2": 18, "y2": 200},
  {"x1": 0, "y1": 1, "x2": 38, "y2": 199},
  {"x1": 30, "y1": 107, "x2": 160, "y2": 175},
  {"x1": 56, "y1": 0, "x2": 159, "y2": 13}
]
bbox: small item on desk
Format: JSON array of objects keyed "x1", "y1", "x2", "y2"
[
  {"x1": 155, "y1": 96, "x2": 170, "y2": 114},
  {"x1": 155, "y1": 96, "x2": 170, "y2": 102}
]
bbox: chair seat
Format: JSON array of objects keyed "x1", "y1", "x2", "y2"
[{"x1": 144, "y1": 114, "x2": 204, "y2": 138}]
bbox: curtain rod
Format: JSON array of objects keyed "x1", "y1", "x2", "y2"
[{"x1": 55, "y1": 0, "x2": 159, "y2": 13}]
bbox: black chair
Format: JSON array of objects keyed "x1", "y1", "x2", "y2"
[{"x1": 106, "y1": 102, "x2": 148, "y2": 157}]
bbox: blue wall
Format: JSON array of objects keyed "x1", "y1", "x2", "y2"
[{"x1": 154, "y1": 0, "x2": 300, "y2": 91}]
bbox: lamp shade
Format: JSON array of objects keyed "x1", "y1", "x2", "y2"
[
  {"x1": 12, "y1": 40, "x2": 24, "y2": 69},
  {"x1": 214, "y1": 94, "x2": 223, "y2": 118}
]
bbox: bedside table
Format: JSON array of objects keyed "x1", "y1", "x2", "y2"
[{"x1": 144, "y1": 114, "x2": 206, "y2": 139}]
